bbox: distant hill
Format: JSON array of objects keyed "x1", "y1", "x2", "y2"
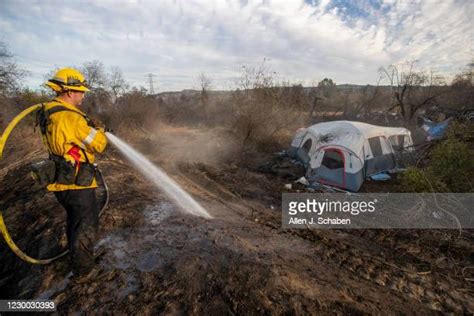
[{"x1": 149, "y1": 84, "x2": 402, "y2": 101}]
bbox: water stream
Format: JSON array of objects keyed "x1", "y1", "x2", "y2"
[{"x1": 106, "y1": 132, "x2": 212, "y2": 219}]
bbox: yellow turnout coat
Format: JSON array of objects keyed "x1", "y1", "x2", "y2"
[{"x1": 42, "y1": 98, "x2": 107, "y2": 191}]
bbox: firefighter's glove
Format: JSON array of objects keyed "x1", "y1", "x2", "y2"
[
  {"x1": 104, "y1": 127, "x2": 115, "y2": 134},
  {"x1": 90, "y1": 118, "x2": 106, "y2": 129}
]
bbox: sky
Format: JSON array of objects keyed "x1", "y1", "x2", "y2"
[{"x1": 0, "y1": 0, "x2": 472, "y2": 92}]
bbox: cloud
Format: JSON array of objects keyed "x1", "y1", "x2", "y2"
[{"x1": 0, "y1": 0, "x2": 471, "y2": 91}]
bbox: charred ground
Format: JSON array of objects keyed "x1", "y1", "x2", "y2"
[{"x1": 0, "y1": 124, "x2": 473, "y2": 315}]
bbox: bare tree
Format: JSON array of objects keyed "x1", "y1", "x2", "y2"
[
  {"x1": 316, "y1": 78, "x2": 346, "y2": 118},
  {"x1": 81, "y1": 60, "x2": 107, "y2": 90},
  {"x1": 108, "y1": 66, "x2": 129, "y2": 103},
  {"x1": 0, "y1": 42, "x2": 25, "y2": 96},
  {"x1": 232, "y1": 63, "x2": 304, "y2": 148},
  {"x1": 198, "y1": 72, "x2": 212, "y2": 112},
  {"x1": 43, "y1": 68, "x2": 57, "y2": 83},
  {"x1": 380, "y1": 61, "x2": 446, "y2": 123},
  {"x1": 80, "y1": 60, "x2": 110, "y2": 117},
  {"x1": 353, "y1": 73, "x2": 385, "y2": 114},
  {"x1": 308, "y1": 88, "x2": 323, "y2": 118},
  {"x1": 441, "y1": 63, "x2": 474, "y2": 110}
]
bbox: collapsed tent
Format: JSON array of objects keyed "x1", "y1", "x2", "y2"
[{"x1": 288, "y1": 121, "x2": 414, "y2": 192}]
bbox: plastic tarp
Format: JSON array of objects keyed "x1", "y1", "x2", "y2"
[
  {"x1": 422, "y1": 117, "x2": 451, "y2": 141},
  {"x1": 370, "y1": 172, "x2": 392, "y2": 181}
]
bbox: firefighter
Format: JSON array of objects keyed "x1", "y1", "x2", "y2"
[{"x1": 41, "y1": 67, "x2": 107, "y2": 275}]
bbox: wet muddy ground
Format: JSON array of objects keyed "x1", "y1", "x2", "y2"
[{"x1": 0, "y1": 126, "x2": 473, "y2": 314}]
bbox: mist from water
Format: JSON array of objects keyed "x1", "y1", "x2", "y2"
[{"x1": 106, "y1": 132, "x2": 212, "y2": 219}]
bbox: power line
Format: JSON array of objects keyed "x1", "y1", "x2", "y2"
[{"x1": 145, "y1": 73, "x2": 157, "y2": 94}]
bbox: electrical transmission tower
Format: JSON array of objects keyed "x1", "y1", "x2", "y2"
[{"x1": 146, "y1": 73, "x2": 157, "y2": 94}]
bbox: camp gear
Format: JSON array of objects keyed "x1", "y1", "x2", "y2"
[{"x1": 30, "y1": 159, "x2": 56, "y2": 185}]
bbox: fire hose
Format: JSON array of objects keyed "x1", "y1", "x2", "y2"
[{"x1": 0, "y1": 104, "x2": 109, "y2": 264}]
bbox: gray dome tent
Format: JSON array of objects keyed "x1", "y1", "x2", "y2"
[{"x1": 289, "y1": 121, "x2": 414, "y2": 191}]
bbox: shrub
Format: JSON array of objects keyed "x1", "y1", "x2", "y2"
[
  {"x1": 231, "y1": 65, "x2": 309, "y2": 152},
  {"x1": 428, "y1": 136, "x2": 473, "y2": 191},
  {"x1": 399, "y1": 167, "x2": 448, "y2": 192},
  {"x1": 401, "y1": 131, "x2": 473, "y2": 192}
]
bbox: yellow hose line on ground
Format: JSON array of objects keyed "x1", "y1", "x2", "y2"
[
  {"x1": 0, "y1": 212, "x2": 65, "y2": 264},
  {"x1": 0, "y1": 104, "x2": 68, "y2": 264}
]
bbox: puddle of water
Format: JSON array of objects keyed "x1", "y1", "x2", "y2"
[
  {"x1": 137, "y1": 251, "x2": 163, "y2": 272},
  {"x1": 36, "y1": 200, "x2": 177, "y2": 301},
  {"x1": 97, "y1": 202, "x2": 175, "y2": 272},
  {"x1": 112, "y1": 248, "x2": 130, "y2": 270},
  {"x1": 144, "y1": 202, "x2": 173, "y2": 226},
  {"x1": 97, "y1": 234, "x2": 131, "y2": 270},
  {"x1": 113, "y1": 248, "x2": 126, "y2": 259}
]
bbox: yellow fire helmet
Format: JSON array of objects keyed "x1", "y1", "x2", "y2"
[{"x1": 45, "y1": 67, "x2": 90, "y2": 93}]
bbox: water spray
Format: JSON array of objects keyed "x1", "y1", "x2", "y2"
[{"x1": 105, "y1": 132, "x2": 212, "y2": 219}]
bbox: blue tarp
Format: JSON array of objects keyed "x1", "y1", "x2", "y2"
[
  {"x1": 422, "y1": 117, "x2": 451, "y2": 141},
  {"x1": 370, "y1": 172, "x2": 392, "y2": 181}
]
